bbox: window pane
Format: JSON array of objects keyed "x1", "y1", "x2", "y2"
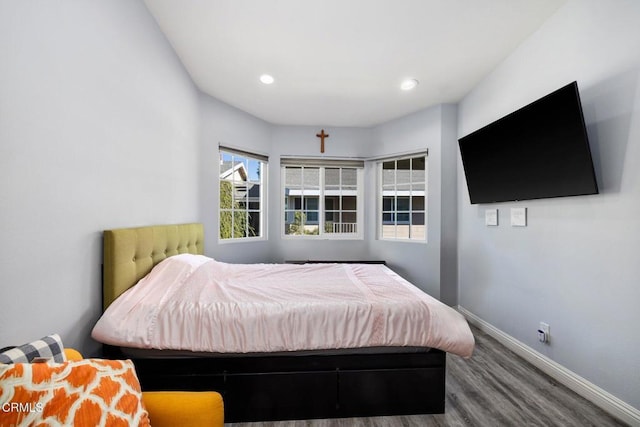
[
  {"x1": 397, "y1": 184, "x2": 411, "y2": 195},
  {"x1": 285, "y1": 167, "x2": 302, "y2": 188},
  {"x1": 284, "y1": 210, "x2": 295, "y2": 223},
  {"x1": 382, "y1": 161, "x2": 395, "y2": 187},
  {"x1": 293, "y1": 197, "x2": 302, "y2": 210},
  {"x1": 247, "y1": 159, "x2": 261, "y2": 184},
  {"x1": 382, "y1": 197, "x2": 394, "y2": 211},
  {"x1": 233, "y1": 185, "x2": 248, "y2": 206},
  {"x1": 412, "y1": 156, "x2": 426, "y2": 183},
  {"x1": 412, "y1": 156, "x2": 425, "y2": 170},
  {"x1": 396, "y1": 170, "x2": 411, "y2": 185},
  {"x1": 220, "y1": 181, "x2": 233, "y2": 209},
  {"x1": 248, "y1": 212, "x2": 260, "y2": 236},
  {"x1": 247, "y1": 183, "x2": 260, "y2": 201},
  {"x1": 410, "y1": 224, "x2": 425, "y2": 240},
  {"x1": 338, "y1": 220, "x2": 357, "y2": 234},
  {"x1": 305, "y1": 197, "x2": 319, "y2": 210},
  {"x1": 395, "y1": 224, "x2": 410, "y2": 238},
  {"x1": 304, "y1": 168, "x2": 320, "y2": 189},
  {"x1": 325, "y1": 168, "x2": 340, "y2": 190},
  {"x1": 285, "y1": 211, "x2": 305, "y2": 235},
  {"x1": 382, "y1": 225, "x2": 396, "y2": 239},
  {"x1": 342, "y1": 196, "x2": 357, "y2": 210},
  {"x1": 219, "y1": 211, "x2": 233, "y2": 238},
  {"x1": 304, "y1": 225, "x2": 320, "y2": 235},
  {"x1": 233, "y1": 211, "x2": 248, "y2": 238},
  {"x1": 397, "y1": 158, "x2": 410, "y2": 170},
  {"x1": 397, "y1": 197, "x2": 410, "y2": 211},
  {"x1": 305, "y1": 211, "x2": 319, "y2": 223},
  {"x1": 412, "y1": 196, "x2": 425, "y2": 210},
  {"x1": 324, "y1": 197, "x2": 336, "y2": 210},
  {"x1": 412, "y1": 212, "x2": 425, "y2": 225},
  {"x1": 342, "y1": 211, "x2": 357, "y2": 224},
  {"x1": 411, "y1": 209, "x2": 425, "y2": 240},
  {"x1": 341, "y1": 169, "x2": 357, "y2": 190},
  {"x1": 396, "y1": 158, "x2": 411, "y2": 185}
]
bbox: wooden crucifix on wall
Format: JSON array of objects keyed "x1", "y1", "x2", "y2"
[{"x1": 316, "y1": 129, "x2": 329, "y2": 153}]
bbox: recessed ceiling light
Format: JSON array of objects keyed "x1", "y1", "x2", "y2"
[
  {"x1": 260, "y1": 74, "x2": 275, "y2": 85},
  {"x1": 400, "y1": 79, "x2": 419, "y2": 91}
]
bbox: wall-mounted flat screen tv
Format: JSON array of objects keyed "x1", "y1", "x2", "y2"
[{"x1": 458, "y1": 81, "x2": 598, "y2": 204}]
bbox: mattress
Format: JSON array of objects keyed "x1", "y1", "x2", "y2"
[{"x1": 92, "y1": 255, "x2": 474, "y2": 358}]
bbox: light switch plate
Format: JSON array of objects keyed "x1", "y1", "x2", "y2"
[
  {"x1": 511, "y1": 207, "x2": 527, "y2": 227},
  {"x1": 485, "y1": 209, "x2": 498, "y2": 226}
]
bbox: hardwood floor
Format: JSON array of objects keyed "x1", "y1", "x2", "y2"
[{"x1": 227, "y1": 325, "x2": 627, "y2": 427}]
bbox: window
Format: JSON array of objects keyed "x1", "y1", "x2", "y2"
[
  {"x1": 282, "y1": 159, "x2": 363, "y2": 238},
  {"x1": 219, "y1": 146, "x2": 267, "y2": 240},
  {"x1": 379, "y1": 154, "x2": 427, "y2": 241}
]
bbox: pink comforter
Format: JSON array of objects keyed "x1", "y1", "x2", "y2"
[{"x1": 92, "y1": 255, "x2": 474, "y2": 358}]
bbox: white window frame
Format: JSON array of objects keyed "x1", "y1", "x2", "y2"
[
  {"x1": 377, "y1": 152, "x2": 428, "y2": 243},
  {"x1": 219, "y1": 146, "x2": 268, "y2": 243},
  {"x1": 281, "y1": 159, "x2": 364, "y2": 240}
]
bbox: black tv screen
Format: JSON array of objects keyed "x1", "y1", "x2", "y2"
[{"x1": 458, "y1": 82, "x2": 598, "y2": 204}]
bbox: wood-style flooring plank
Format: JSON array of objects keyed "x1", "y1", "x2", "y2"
[{"x1": 226, "y1": 325, "x2": 627, "y2": 427}]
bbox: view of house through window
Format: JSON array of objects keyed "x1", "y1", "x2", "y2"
[
  {"x1": 282, "y1": 162, "x2": 362, "y2": 238},
  {"x1": 380, "y1": 154, "x2": 427, "y2": 241},
  {"x1": 219, "y1": 148, "x2": 266, "y2": 240}
]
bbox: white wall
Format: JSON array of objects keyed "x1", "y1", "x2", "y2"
[
  {"x1": 439, "y1": 105, "x2": 459, "y2": 305},
  {"x1": 457, "y1": 0, "x2": 640, "y2": 410},
  {"x1": 197, "y1": 93, "x2": 272, "y2": 263},
  {"x1": 369, "y1": 105, "x2": 459, "y2": 301},
  {"x1": 267, "y1": 125, "x2": 373, "y2": 262},
  {"x1": 0, "y1": 0, "x2": 201, "y2": 355}
]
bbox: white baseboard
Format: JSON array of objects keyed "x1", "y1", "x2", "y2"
[{"x1": 458, "y1": 306, "x2": 640, "y2": 426}]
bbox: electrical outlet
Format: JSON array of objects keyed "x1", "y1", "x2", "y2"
[
  {"x1": 538, "y1": 322, "x2": 550, "y2": 343},
  {"x1": 539, "y1": 322, "x2": 550, "y2": 335}
]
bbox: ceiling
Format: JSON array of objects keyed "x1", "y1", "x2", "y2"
[{"x1": 143, "y1": 0, "x2": 566, "y2": 127}]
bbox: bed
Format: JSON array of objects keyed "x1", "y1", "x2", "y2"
[{"x1": 93, "y1": 223, "x2": 474, "y2": 422}]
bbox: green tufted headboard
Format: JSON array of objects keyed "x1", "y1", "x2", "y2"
[{"x1": 102, "y1": 223, "x2": 204, "y2": 310}]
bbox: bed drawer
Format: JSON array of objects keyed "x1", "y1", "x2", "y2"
[
  {"x1": 338, "y1": 367, "x2": 445, "y2": 417},
  {"x1": 224, "y1": 371, "x2": 338, "y2": 422},
  {"x1": 136, "y1": 371, "x2": 227, "y2": 392}
]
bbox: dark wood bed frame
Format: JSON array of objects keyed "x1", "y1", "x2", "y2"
[{"x1": 101, "y1": 224, "x2": 446, "y2": 422}]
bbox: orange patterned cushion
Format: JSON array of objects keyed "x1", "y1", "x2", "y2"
[{"x1": 0, "y1": 359, "x2": 150, "y2": 426}]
